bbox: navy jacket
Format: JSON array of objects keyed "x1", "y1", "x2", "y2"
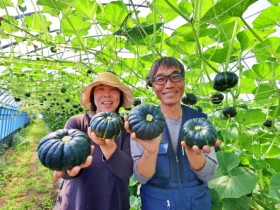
[{"x1": 141, "y1": 105, "x2": 212, "y2": 210}]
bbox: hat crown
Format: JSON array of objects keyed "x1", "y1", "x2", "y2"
[{"x1": 94, "y1": 72, "x2": 120, "y2": 85}]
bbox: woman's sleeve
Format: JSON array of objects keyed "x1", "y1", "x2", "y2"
[
  {"x1": 64, "y1": 116, "x2": 79, "y2": 130},
  {"x1": 104, "y1": 131, "x2": 133, "y2": 180}
]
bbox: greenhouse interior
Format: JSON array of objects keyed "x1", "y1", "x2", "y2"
[{"x1": 0, "y1": 0, "x2": 279, "y2": 209}]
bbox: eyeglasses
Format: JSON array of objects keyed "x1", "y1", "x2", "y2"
[{"x1": 152, "y1": 72, "x2": 184, "y2": 85}]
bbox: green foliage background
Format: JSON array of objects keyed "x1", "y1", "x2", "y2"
[{"x1": 0, "y1": 0, "x2": 279, "y2": 209}]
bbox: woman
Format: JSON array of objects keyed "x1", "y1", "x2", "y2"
[
  {"x1": 54, "y1": 71, "x2": 134, "y2": 210},
  {"x1": 125, "y1": 57, "x2": 219, "y2": 210}
]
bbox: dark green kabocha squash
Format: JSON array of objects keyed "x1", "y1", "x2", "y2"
[
  {"x1": 182, "y1": 118, "x2": 217, "y2": 149},
  {"x1": 90, "y1": 112, "x2": 123, "y2": 139},
  {"x1": 128, "y1": 104, "x2": 165, "y2": 140},
  {"x1": 222, "y1": 106, "x2": 237, "y2": 118},
  {"x1": 213, "y1": 72, "x2": 239, "y2": 92},
  {"x1": 210, "y1": 93, "x2": 224, "y2": 104},
  {"x1": 37, "y1": 129, "x2": 91, "y2": 171},
  {"x1": 181, "y1": 93, "x2": 198, "y2": 105},
  {"x1": 263, "y1": 119, "x2": 272, "y2": 127},
  {"x1": 133, "y1": 98, "x2": 142, "y2": 106}
]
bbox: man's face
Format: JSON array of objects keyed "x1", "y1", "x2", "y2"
[{"x1": 152, "y1": 65, "x2": 185, "y2": 106}]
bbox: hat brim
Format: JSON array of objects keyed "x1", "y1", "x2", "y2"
[{"x1": 80, "y1": 81, "x2": 133, "y2": 110}]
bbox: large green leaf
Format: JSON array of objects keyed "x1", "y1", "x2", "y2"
[
  {"x1": 201, "y1": 0, "x2": 257, "y2": 21},
  {"x1": 114, "y1": 23, "x2": 163, "y2": 43},
  {"x1": 252, "y1": 84, "x2": 277, "y2": 102},
  {"x1": 269, "y1": 173, "x2": 280, "y2": 201},
  {"x1": 253, "y1": 37, "x2": 280, "y2": 62},
  {"x1": 237, "y1": 108, "x2": 266, "y2": 126},
  {"x1": 209, "y1": 152, "x2": 258, "y2": 198},
  {"x1": 253, "y1": 5, "x2": 280, "y2": 29},
  {"x1": 148, "y1": 0, "x2": 179, "y2": 23},
  {"x1": 1, "y1": 15, "x2": 19, "y2": 33},
  {"x1": 37, "y1": 0, "x2": 74, "y2": 10},
  {"x1": 24, "y1": 13, "x2": 52, "y2": 33},
  {"x1": 0, "y1": 0, "x2": 13, "y2": 8},
  {"x1": 266, "y1": 158, "x2": 280, "y2": 172},
  {"x1": 252, "y1": 62, "x2": 280, "y2": 81},
  {"x1": 222, "y1": 196, "x2": 251, "y2": 210},
  {"x1": 61, "y1": 15, "x2": 92, "y2": 36},
  {"x1": 236, "y1": 28, "x2": 275, "y2": 51},
  {"x1": 239, "y1": 77, "x2": 256, "y2": 94},
  {"x1": 96, "y1": 1, "x2": 129, "y2": 29},
  {"x1": 209, "y1": 166, "x2": 258, "y2": 198},
  {"x1": 73, "y1": 0, "x2": 98, "y2": 19},
  {"x1": 216, "y1": 151, "x2": 240, "y2": 173}
]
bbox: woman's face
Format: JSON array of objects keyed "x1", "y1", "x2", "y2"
[
  {"x1": 93, "y1": 84, "x2": 121, "y2": 113},
  {"x1": 152, "y1": 65, "x2": 185, "y2": 107}
]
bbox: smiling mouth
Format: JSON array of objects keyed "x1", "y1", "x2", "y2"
[
  {"x1": 163, "y1": 91, "x2": 178, "y2": 95},
  {"x1": 102, "y1": 101, "x2": 113, "y2": 105}
]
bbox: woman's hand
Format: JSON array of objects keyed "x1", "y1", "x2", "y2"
[
  {"x1": 53, "y1": 145, "x2": 94, "y2": 181},
  {"x1": 87, "y1": 127, "x2": 117, "y2": 159}
]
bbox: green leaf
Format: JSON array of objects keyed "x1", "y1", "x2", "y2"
[
  {"x1": 249, "y1": 158, "x2": 267, "y2": 170},
  {"x1": 222, "y1": 196, "x2": 251, "y2": 210},
  {"x1": 253, "y1": 37, "x2": 280, "y2": 62},
  {"x1": 252, "y1": 84, "x2": 276, "y2": 102},
  {"x1": 170, "y1": 24, "x2": 196, "y2": 42},
  {"x1": 37, "y1": 0, "x2": 73, "y2": 10},
  {"x1": 85, "y1": 37, "x2": 99, "y2": 49},
  {"x1": 252, "y1": 62, "x2": 280, "y2": 81},
  {"x1": 253, "y1": 6, "x2": 280, "y2": 29},
  {"x1": 96, "y1": 1, "x2": 129, "y2": 29},
  {"x1": 1, "y1": 15, "x2": 19, "y2": 33},
  {"x1": 148, "y1": 0, "x2": 179, "y2": 23},
  {"x1": 266, "y1": 158, "x2": 280, "y2": 172},
  {"x1": 237, "y1": 108, "x2": 266, "y2": 126},
  {"x1": 201, "y1": 0, "x2": 257, "y2": 21},
  {"x1": 73, "y1": 0, "x2": 98, "y2": 19},
  {"x1": 239, "y1": 77, "x2": 256, "y2": 94},
  {"x1": 115, "y1": 23, "x2": 163, "y2": 42},
  {"x1": 24, "y1": 13, "x2": 51, "y2": 33},
  {"x1": 209, "y1": 166, "x2": 258, "y2": 198},
  {"x1": 203, "y1": 47, "x2": 229, "y2": 63},
  {"x1": 61, "y1": 15, "x2": 92, "y2": 36},
  {"x1": 269, "y1": 173, "x2": 280, "y2": 201},
  {"x1": 236, "y1": 28, "x2": 275, "y2": 51},
  {"x1": 0, "y1": 0, "x2": 13, "y2": 8},
  {"x1": 216, "y1": 151, "x2": 240, "y2": 173}
]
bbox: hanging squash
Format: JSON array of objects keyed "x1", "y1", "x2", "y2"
[{"x1": 213, "y1": 72, "x2": 238, "y2": 91}]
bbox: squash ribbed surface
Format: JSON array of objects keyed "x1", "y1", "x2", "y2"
[
  {"x1": 128, "y1": 104, "x2": 165, "y2": 140},
  {"x1": 37, "y1": 129, "x2": 91, "y2": 170}
]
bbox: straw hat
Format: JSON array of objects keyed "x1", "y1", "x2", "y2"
[{"x1": 80, "y1": 71, "x2": 134, "y2": 110}]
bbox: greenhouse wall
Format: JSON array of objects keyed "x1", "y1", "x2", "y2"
[{"x1": 0, "y1": 104, "x2": 31, "y2": 152}]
